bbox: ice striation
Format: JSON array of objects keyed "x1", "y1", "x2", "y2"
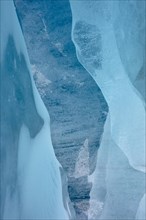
[
  {"x1": 69, "y1": 0, "x2": 146, "y2": 219},
  {"x1": 0, "y1": 1, "x2": 70, "y2": 219}
]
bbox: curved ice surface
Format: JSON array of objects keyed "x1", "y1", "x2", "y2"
[
  {"x1": 0, "y1": 1, "x2": 69, "y2": 219},
  {"x1": 136, "y1": 194, "x2": 146, "y2": 220},
  {"x1": 69, "y1": 0, "x2": 146, "y2": 219},
  {"x1": 89, "y1": 115, "x2": 145, "y2": 219},
  {"x1": 70, "y1": 1, "x2": 145, "y2": 172},
  {"x1": 70, "y1": 0, "x2": 146, "y2": 171}
]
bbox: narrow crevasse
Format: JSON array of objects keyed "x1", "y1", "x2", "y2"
[
  {"x1": 0, "y1": 1, "x2": 71, "y2": 219},
  {"x1": 69, "y1": 1, "x2": 146, "y2": 219},
  {"x1": 14, "y1": 1, "x2": 108, "y2": 218}
]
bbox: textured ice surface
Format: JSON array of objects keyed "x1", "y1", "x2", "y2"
[
  {"x1": 0, "y1": 1, "x2": 69, "y2": 219},
  {"x1": 70, "y1": 0, "x2": 146, "y2": 219}
]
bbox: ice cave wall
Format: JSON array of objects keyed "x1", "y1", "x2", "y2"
[
  {"x1": 0, "y1": 1, "x2": 69, "y2": 219},
  {"x1": 69, "y1": 0, "x2": 146, "y2": 219}
]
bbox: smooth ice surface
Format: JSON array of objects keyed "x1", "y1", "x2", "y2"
[
  {"x1": 89, "y1": 115, "x2": 145, "y2": 219},
  {"x1": 69, "y1": 0, "x2": 146, "y2": 219},
  {"x1": 136, "y1": 194, "x2": 146, "y2": 220},
  {"x1": 0, "y1": 1, "x2": 69, "y2": 219}
]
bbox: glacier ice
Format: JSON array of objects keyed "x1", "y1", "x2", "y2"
[
  {"x1": 0, "y1": 1, "x2": 70, "y2": 219},
  {"x1": 69, "y1": 0, "x2": 146, "y2": 219},
  {"x1": 89, "y1": 115, "x2": 145, "y2": 219}
]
